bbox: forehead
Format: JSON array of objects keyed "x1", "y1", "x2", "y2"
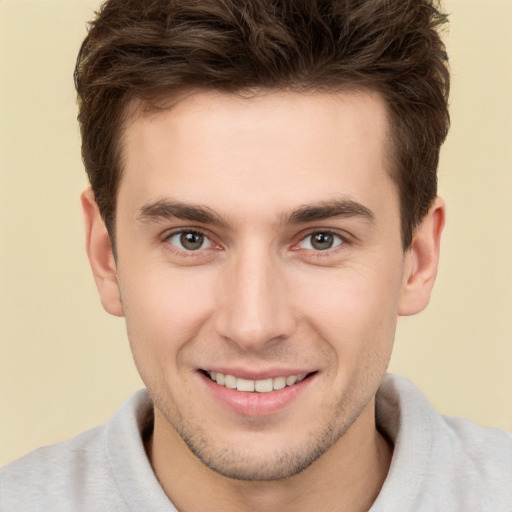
[{"x1": 118, "y1": 89, "x2": 396, "y2": 223}]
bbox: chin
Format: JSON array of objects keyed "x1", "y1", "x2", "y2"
[
  {"x1": 185, "y1": 441, "x2": 328, "y2": 481},
  {"x1": 167, "y1": 408, "x2": 358, "y2": 482}
]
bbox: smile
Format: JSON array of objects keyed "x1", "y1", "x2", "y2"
[{"x1": 205, "y1": 371, "x2": 309, "y2": 393}]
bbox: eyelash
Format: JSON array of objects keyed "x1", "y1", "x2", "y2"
[
  {"x1": 295, "y1": 230, "x2": 345, "y2": 253},
  {"x1": 162, "y1": 229, "x2": 219, "y2": 258},
  {"x1": 163, "y1": 228, "x2": 349, "y2": 258}
]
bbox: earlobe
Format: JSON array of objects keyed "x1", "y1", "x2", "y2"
[
  {"x1": 398, "y1": 197, "x2": 445, "y2": 316},
  {"x1": 81, "y1": 188, "x2": 124, "y2": 317}
]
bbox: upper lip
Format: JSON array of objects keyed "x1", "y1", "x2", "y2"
[{"x1": 200, "y1": 367, "x2": 316, "y2": 380}]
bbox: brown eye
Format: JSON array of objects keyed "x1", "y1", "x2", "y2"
[
  {"x1": 311, "y1": 233, "x2": 334, "y2": 250},
  {"x1": 168, "y1": 231, "x2": 212, "y2": 251},
  {"x1": 298, "y1": 232, "x2": 343, "y2": 251},
  {"x1": 181, "y1": 232, "x2": 204, "y2": 250}
]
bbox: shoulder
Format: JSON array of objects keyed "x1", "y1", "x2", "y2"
[
  {"x1": 374, "y1": 374, "x2": 512, "y2": 511},
  {"x1": 441, "y1": 414, "x2": 512, "y2": 497},
  {"x1": 0, "y1": 390, "x2": 154, "y2": 512},
  {"x1": 0, "y1": 424, "x2": 113, "y2": 511}
]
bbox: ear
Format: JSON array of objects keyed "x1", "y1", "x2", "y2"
[
  {"x1": 81, "y1": 188, "x2": 124, "y2": 317},
  {"x1": 398, "y1": 197, "x2": 445, "y2": 316}
]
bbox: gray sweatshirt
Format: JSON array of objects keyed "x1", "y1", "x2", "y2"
[{"x1": 1, "y1": 374, "x2": 511, "y2": 511}]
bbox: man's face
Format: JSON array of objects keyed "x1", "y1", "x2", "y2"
[{"x1": 113, "y1": 90, "x2": 408, "y2": 480}]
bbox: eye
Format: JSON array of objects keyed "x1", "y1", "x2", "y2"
[
  {"x1": 168, "y1": 230, "x2": 213, "y2": 251},
  {"x1": 298, "y1": 231, "x2": 343, "y2": 251}
]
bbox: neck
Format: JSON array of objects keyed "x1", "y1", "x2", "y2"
[{"x1": 147, "y1": 399, "x2": 393, "y2": 512}]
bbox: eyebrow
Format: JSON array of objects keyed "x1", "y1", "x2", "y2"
[
  {"x1": 137, "y1": 197, "x2": 375, "y2": 227},
  {"x1": 283, "y1": 198, "x2": 375, "y2": 225},
  {"x1": 138, "y1": 199, "x2": 228, "y2": 227}
]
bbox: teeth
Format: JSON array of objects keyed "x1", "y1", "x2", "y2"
[
  {"x1": 286, "y1": 375, "x2": 298, "y2": 386},
  {"x1": 273, "y1": 376, "x2": 286, "y2": 390},
  {"x1": 254, "y1": 378, "x2": 273, "y2": 393},
  {"x1": 207, "y1": 371, "x2": 308, "y2": 393},
  {"x1": 236, "y1": 378, "x2": 255, "y2": 392},
  {"x1": 224, "y1": 374, "x2": 237, "y2": 389}
]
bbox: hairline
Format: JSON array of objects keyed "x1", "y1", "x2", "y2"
[{"x1": 106, "y1": 85, "x2": 410, "y2": 253}]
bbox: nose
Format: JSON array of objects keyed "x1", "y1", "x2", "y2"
[{"x1": 214, "y1": 246, "x2": 296, "y2": 351}]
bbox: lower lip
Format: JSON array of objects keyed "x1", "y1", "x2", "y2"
[{"x1": 200, "y1": 372, "x2": 315, "y2": 417}]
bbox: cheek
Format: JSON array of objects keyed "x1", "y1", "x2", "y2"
[
  {"x1": 294, "y1": 261, "x2": 402, "y2": 362},
  {"x1": 117, "y1": 264, "x2": 217, "y2": 367}
]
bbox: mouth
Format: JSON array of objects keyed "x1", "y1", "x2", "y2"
[{"x1": 201, "y1": 370, "x2": 314, "y2": 393}]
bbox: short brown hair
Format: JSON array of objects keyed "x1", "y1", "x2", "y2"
[{"x1": 75, "y1": 0, "x2": 450, "y2": 248}]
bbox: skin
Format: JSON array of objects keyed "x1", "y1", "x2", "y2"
[{"x1": 82, "y1": 89, "x2": 444, "y2": 511}]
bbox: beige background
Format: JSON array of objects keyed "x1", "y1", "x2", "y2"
[{"x1": 1, "y1": 0, "x2": 511, "y2": 466}]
